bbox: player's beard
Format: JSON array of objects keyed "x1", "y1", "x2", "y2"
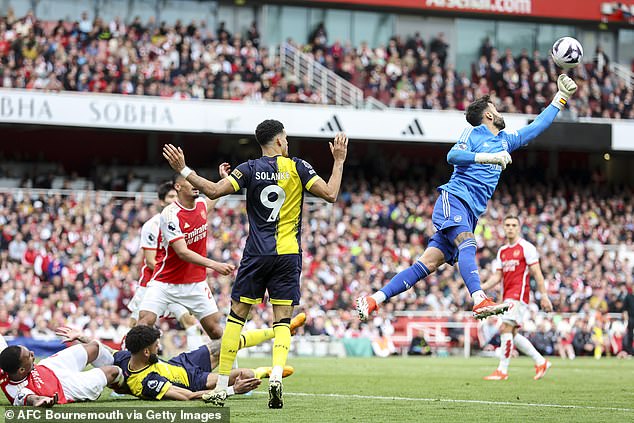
[
  {"x1": 493, "y1": 115, "x2": 506, "y2": 130},
  {"x1": 149, "y1": 353, "x2": 159, "y2": 364}
]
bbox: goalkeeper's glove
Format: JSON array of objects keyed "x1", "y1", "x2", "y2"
[
  {"x1": 474, "y1": 151, "x2": 512, "y2": 170},
  {"x1": 551, "y1": 74, "x2": 578, "y2": 110}
]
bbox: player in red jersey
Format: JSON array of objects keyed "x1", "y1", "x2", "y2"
[
  {"x1": 129, "y1": 181, "x2": 204, "y2": 350},
  {"x1": 0, "y1": 336, "x2": 122, "y2": 406},
  {"x1": 481, "y1": 215, "x2": 553, "y2": 381},
  {"x1": 137, "y1": 170, "x2": 235, "y2": 340}
]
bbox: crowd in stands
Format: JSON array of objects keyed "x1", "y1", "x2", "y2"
[
  {"x1": 1, "y1": 9, "x2": 632, "y2": 118},
  {"x1": 1, "y1": 170, "x2": 633, "y2": 357}
]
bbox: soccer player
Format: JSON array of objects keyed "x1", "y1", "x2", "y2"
[
  {"x1": 356, "y1": 74, "x2": 577, "y2": 321},
  {"x1": 56, "y1": 318, "x2": 304, "y2": 400},
  {"x1": 481, "y1": 215, "x2": 553, "y2": 380},
  {"x1": 163, "y1": 120, "x2": 348, "y2": 408},
  {"x1": 137, "y1": 172, "x2": 236, "y2": 341},
  {"x1": 0, "y1": 336, "x2": 123, "y2": 406},
  {"x1": 129, "y1": 180, "x2": 203, "y2": 350}
]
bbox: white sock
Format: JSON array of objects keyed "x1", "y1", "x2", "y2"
[
  {"x1": 112, "y1": 367, "x2": 124, "y2": 388},
  {"x1": 514, "y1": 333, "x2": 546, "y2": 365},
  {"x1": 270, "y1": 365, "x2": 283, "y2": 382},
  {"x1": 216, "y1": 374, "x2": 230, "y2": 390},
  {"x1": 92, "y1": 342, "x2": 115, "y2": 367},
  {"x1": 185, "y1": 325, "x2": 204, "y2": 351},
  {"x1": 371, "y1": 291, "x2": 387, "y2": 305},
  {"x1": 472, "y1": 290, "x2": 487, "y2": 304},
  {"x1": 498, "y1": 332, "x2": 513, "y2": 373}
]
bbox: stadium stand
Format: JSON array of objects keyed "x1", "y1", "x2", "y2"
[
  {"x1": 1, "y1": 171, "x2": 632, "y2": 356},
  {"x1": 0, "y1": 11, "x2": 632, "y2": 118}
]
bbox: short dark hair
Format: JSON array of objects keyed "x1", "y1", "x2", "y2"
[
  {"x1": 171, "y1": 173, "x2": 186, "y2": 185},
  {"x1": 125, "y1": 326, "x2": 161, "y2": 354},
  {"x1": 0, "y1": 346, "x2": 23, "y2": 374},
  {"x1": 255, "y1": 119, "x2": 284, "y2": 146},
  {"x1": 157, "y1": 181, "x2": 175, "y2": 201},
  {"x1": 466, "y1": 95, "x2": 492, "y2": 127},
  {"x1": 504, "y1": 215, "x2": 520, "y2": 224}
]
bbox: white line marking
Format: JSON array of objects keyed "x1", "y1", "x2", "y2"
[{"x1": 253, "y1": 391, "x2": 633, "y2": 412}]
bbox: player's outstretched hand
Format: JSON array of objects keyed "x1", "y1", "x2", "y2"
[
  {"x1": 209, "y1": 261, "x2": 236, "y2": 276},
  {"x1": 55, "y1": 326, "x2": 82, "y2": 343},
  {"x1": 163, "y1": 144, "x2": 187, "y2": 173},
  {"x1": 540, "y1": 296, "x2": 553, "y2": 312},
  {"x1": 330, "y1": 132, "x2": 348, "y2": 163},
  {"x1": 33, "y1": 393, "x2": 58, "y2": 407},
  {"x1": 218, "y1": 162, "x2": 231, "y2": 179},
  {"x1": 232, "y1": 372, "x2": 262, "y2": 394},
  {"x1": 557, "y1": 74, "x2": 578, "y2": 98}
]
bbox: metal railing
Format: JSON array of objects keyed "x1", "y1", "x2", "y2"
[{"x1": 279, "y1": 42, "x2": 365, "y2": 108}]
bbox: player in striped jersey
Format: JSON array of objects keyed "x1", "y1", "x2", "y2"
[
  {"x1": 481, "y1": 215, "x2": 553, "y2": 381},
  {"x1": 163, "y1": 119, "x2": 348, "y2": 408}
]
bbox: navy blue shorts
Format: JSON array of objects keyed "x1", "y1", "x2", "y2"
[
  {"x1": 428, "y1": 190, "x2": 478, "y2": 265},
  {"x1": 232, "y1": 254, "x2": 301, "y2": 306},
  {"x1": 168, "y1": 345, "x2": 211, "y2": 392}
]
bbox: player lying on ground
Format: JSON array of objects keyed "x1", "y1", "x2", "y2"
[
  {"x1": 357, "y1": 74, "x2": 577, "y2": 321},
  {"x1": 56, "y1": 313, "x2": 305, "y2": 401},
  {"x1": 0, "y1": 334, "x2": 123, "y2": 406},
  {"x1": 481, "y1": 215, "x2": 553, "y2": 381}
]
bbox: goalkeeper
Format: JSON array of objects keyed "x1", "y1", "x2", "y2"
[{"x1": 357, "y1": 75, "x2": 577, "y2": 321}]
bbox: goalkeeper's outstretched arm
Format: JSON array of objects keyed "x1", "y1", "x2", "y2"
[{"x1": 518, "y1": 74, "x2": 578, "y2": 144}]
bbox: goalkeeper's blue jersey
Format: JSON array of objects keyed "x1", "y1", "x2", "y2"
[{"x1": 438, "y1": 104, "x2": 559, "y2": 217}]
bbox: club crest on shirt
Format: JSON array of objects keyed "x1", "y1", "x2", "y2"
[
  {"x1": 513, "y1": 249, "x2": 521, "y2": 257},
  {"x1": 200, "y1": 210, "x2": 206, "y2": 219}
]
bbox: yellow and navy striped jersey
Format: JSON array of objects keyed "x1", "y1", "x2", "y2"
[
  {"x1": 226, "y1": 155, "x2": 321, "y2": 256},
  {"x1": 113, "y1": 350, "x2": 191, "y2": 400}
]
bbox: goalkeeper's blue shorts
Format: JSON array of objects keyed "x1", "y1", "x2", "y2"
[{"x1": 428, "y1": 190, "x2": 478, "y2": 265}]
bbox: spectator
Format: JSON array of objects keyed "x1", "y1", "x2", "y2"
[
  {"x1": 371, "y1": 328, "x2": 396, "y2": 357},
  {"x1": 7, "y1": 232, "x2": 26, "y2": 262}
]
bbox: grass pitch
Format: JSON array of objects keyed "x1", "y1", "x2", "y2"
[{"x1": 2, "y1": 357, "x2": 633, "y2": 422}]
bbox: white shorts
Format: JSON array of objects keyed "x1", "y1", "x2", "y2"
[
  {"x1": 501, "y1": 300, "x2": 528, "y2": 326},
  {"x1": 140, "y1": 280, "x2": 218, "y2": 320},
  {"x1": 39, "y1": 345, "x2": 107, "y2": 402},
  {"x1": 128, "y1": 285, "x2": 189, "y2": 321}
]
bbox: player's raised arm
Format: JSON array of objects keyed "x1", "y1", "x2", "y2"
[
  {"x1": 307, "y1": 133, "x2": 348, "y2": 203},
  {"x1": 513, "y1": 74, "x2": 578, "y2": 147},
  {"x1": 446, "y1": 126, "x2": 512, "y2": 169},
  {"x1": 204, "y1": 162, "x2": 231, "y2": 211},
  {"x1": 163, "y1": 144, "x2": 234, "y2": 200}
]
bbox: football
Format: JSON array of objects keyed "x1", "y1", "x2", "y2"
[{"x1": 551, "y1": 36, "x2": 584, "y2": 69}]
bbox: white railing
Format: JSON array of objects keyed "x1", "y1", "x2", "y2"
[
  {"x1": 612, "y1": 62, "x2": 634, "y2": 90},
  {"x1": 280, "y1": 42, "x2": 365, "y2": 108}
]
